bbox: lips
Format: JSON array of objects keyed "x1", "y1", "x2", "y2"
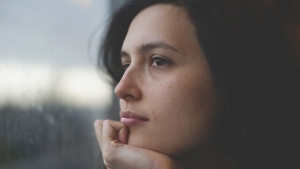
[{"x1": 120, "y1": 111, "x2": 148, "y2": 126}]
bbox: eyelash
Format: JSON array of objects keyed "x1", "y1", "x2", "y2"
[
  {"x1": 150, "y1": 55, "x2": 171, "y2": 68},
  {"x1": 121, "y1": 55, "x2": 172, "y2": 70},
  {"x1": 122, "y1": 62, "x2": 130, "y2": 70}
]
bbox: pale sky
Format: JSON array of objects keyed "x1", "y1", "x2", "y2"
[{"x1": 0, "y1": 0, "x2": 112, "y2": 67}]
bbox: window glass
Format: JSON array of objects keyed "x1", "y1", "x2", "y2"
[{"x1": 0, "y1": 0, "x2": 123, "y2": 168}]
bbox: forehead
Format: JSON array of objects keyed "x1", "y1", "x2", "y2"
[{"x1": 122, "y1": 4, "x2": 198, "y2": 54}]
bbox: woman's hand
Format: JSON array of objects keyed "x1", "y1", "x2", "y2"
[{"x1": 94, "y1": 120, "x2": 182, "y2": 169}]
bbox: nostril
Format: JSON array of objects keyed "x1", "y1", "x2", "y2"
[{"x1": 123, "y1": 94, "x2": 135, "y2": 100}]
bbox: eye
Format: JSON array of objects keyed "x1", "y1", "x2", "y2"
[
  {"x1": 122, "y1": 62, "x2": 130, "y2": 70},
  {"x1": 150, "y1": 56, "x2": 171, "y2": 67}
]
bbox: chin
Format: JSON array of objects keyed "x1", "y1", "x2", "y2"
[
  {"x1": 128, "y1": 133, "x2": 188, "y2": 157},
  {"x1": 128, "y1": 134, "x2": 157, "y2": 150}
]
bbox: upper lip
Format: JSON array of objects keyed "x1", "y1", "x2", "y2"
[{"x1": 120, "y1": 111, "x2": 149, "y2": 121}]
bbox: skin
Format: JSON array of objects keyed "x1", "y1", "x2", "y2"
[{"x1": 95, "y1": 4, "x2": 222, "y2": 169}]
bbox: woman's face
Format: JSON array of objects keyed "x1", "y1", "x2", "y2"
[{"x1": 115, "y1": 4, "x2": 218, "y2": 156}]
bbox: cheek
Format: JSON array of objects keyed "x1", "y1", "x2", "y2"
[
  {"x1": 127, "y1": 66, "x2": 218, "y2": 155},
  {"x1": 146, "y1": 81, "x2": 212, "y2": 148},
  {"x1": 161, "y1": 77, "x2": 216, "y2": 144},
  {"x1": 146, "y1": 73, "x2": 213, "y2": 117}
]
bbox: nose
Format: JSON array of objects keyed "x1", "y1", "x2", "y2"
[{"x1": 114, "y1": 67, "x2": 142, "y2": 101}]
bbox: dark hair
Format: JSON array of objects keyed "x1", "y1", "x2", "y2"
[{"x1": 99, "y1": 0, "x2": 300, "y2": 168}]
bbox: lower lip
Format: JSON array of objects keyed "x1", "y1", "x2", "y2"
[{"x1": 121, "y1": 118, "x2": 147, "y2": 126}]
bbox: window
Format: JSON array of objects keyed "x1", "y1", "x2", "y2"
[{"x1": 0, "y1": 0, "x2": 123, "y2": 168}]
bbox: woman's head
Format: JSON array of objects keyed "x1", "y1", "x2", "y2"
[
  {"x1": 114, "y1": 3, "x2": 218, "y2": 156},
  {"x1": 99, "y1": 0, "x2": 298, "y2": 167}
]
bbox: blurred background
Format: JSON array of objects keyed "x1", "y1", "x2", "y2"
[{"x1": 0, "y1": 0, "x2": 124, "y2": 168}]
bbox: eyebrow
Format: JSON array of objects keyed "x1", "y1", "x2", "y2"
[{"x1": 120, "y1": 41, "x2": 181, "y2": 58}]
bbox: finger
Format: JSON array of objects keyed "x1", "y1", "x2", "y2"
[
  {"x1": 103, "y1": 120, "x2": 128, "y2": 144},
  {"x1": 94, "y1": 120, "x2": 104, "y2": 149},
  {"x1": 118, "y1": 123, "x2": 128, "y2": 144},
  {"x1": 108, "y1": 120, "x2": 129, "y2": 144}
]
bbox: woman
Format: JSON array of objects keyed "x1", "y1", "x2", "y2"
[{"x1": 95, "y1": 0, "x2": 300, "y2": 168}]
